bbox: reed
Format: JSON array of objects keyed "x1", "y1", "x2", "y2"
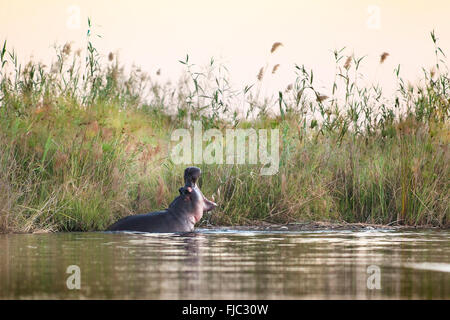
[{"x1": 0, "y1": 27, "x2": 448, "y2": 233}]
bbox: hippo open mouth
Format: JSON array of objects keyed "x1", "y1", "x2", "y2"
[
  {"x1": 181, "y1": 167, "x2": 217, "y2": 213},
  {"x1": 184, "y1": 166, "x2": 201, "y2": 186}
]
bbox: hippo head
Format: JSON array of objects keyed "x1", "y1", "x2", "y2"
[
  {"x1": 182, "y1": 167, "x2": 217, "y2": 212},
  {"x1": 170, "y1": 167, "x2": 217, "y2": 225}
]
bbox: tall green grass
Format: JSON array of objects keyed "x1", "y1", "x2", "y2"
[{"x1": 0, "y1": 27, "x2": 448, "y2": 232}]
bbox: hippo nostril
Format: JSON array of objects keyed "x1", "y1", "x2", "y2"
[{"x1": 179, "y1": 186, "x2": 193, "y2": 195}]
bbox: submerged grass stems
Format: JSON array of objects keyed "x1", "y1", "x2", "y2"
[{"x1": 0, "y1": 29, "x2": 448, "y2": 233}]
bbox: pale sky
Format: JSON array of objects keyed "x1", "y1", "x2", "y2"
[{"x1": 1, "y1": 0, "x2": 449, "y2": 97}]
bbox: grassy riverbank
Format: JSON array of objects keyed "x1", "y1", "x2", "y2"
[{"x1": 0, "y1": 31, "x2": 448, "y2": 232}]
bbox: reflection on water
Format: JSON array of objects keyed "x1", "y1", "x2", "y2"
[{"x1": 0, "y1": 229, "x2": 449, "y2": 299}]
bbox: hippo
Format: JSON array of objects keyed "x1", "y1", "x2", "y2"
[{"x1": 106, "y1": 167, "x2": 217, "y2": 233}]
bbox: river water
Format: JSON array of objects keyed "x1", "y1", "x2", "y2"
[{"x1": 0, "y1": 229, "x2": 449, "y2": 299}]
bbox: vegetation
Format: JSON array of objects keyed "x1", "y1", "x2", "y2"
[{"x1": 0, "y1": 26, "x2": 448, "y2": 232}]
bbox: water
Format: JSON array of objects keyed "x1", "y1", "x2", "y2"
[{"x1": 0, "y1": 229, "x2": 449, "y2": 299}]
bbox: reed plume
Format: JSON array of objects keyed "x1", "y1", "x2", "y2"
[
  {"x1": 272, "y1": 64, "x2": 280, "y2": 74},
  {"x1": 344, "y1": 56, "x2": 352, "y2": 70},
  {"x1": 317, "y1": 94, "x2": 328, "y2": 102},
  {"x1": 380, "y1": 52, "x2": 389, "y2": 64},
  {"x1": 62, "y1": 42, "x2": 72, "y2": 56},
  {"x1": 257, "y1": 67, "x2": 265, "y2": 81},
  {"x1": 271, "y1": 42, "x2": 283, "y2": 53}
]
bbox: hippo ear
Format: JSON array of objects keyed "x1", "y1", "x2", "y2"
[{"x1": 203, "y1": 197, "x2": 217, "y2": 212}]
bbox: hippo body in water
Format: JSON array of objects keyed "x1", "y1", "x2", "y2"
[{"x1": 106, "y1": 167, "x2": 217, "y2": 233}]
